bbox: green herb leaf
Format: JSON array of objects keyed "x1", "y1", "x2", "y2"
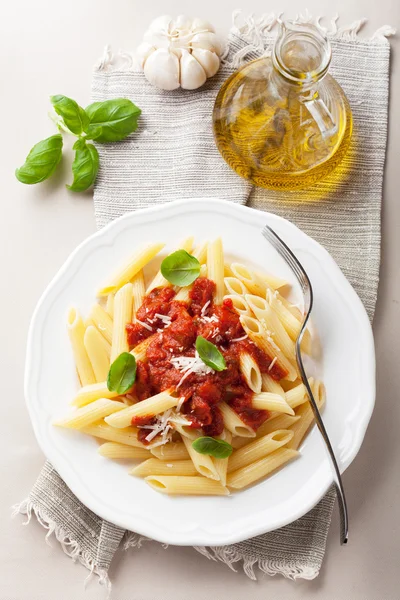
[
  {"x1": 15, "y1": 134, "x2": 63, "y2": 184},
  {"x1": 192, "y1": 436, "x2": 233, "y2": 459},
  {"x1": 161, "y1": 250, "x2": 201, "y2": 286},
  {"x1": 50, "y1": 95, "x2": 89, "y2": 136},
  {"x1": 66, "y1": 139, "x2": 99, "y2": 192},
  {"x1": 107, "y1": 352, "x2": 137, "y2": 394},
  {"x1": 85, "y1": 98, "x2": 141, "y2": 143},
  {"x1": 196, "y1": 336, "x2": 227, "y2": 372}
]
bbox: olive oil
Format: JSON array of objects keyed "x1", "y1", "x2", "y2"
[{"x1": 213, "y1": 23, "x2": 352, "y2": 190}]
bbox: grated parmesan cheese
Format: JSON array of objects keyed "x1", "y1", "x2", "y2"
[
  {"x1": 201, "y1": 314, "x2": 219, "y2": 324},
  {"x1": 139, "y1": 409, "x2": 193, "y2": 447},
  {"x1": 169, "y1": 413, "x2": 192, "y2": 427},
  {"x1": 231, "y1": 334, "x2": 248, "y2": 342},
  {"x1": 268, "y1": 357, "x2": 278, "y2": 372},
  {"x1": 201, "y1": 300, "x2": 211, "y2": 316},
  {"x1": 176, "y1": 396, "x2": 186, "y2": 412},
  {"x1": 171, "y1": 351, "x2": 215, "y2": 388},
  {"x1": 136, "y1": 319, "x2": 153, "y2": 332},
  {"x1": 142, "y1": 409, "x2": 174, "y2": 444},
  {"x1": 155, "y1": 313, "x2": 172, "y2": 324}
]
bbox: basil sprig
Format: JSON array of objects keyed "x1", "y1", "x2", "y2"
[
  {"x1": 15, "y1": 134, "x2": 63, "y2": 184},
  {"x1": 85, "y1": 99, "x2": 141, "y2": 143},
  {"x1": 16, "y1": 95, "x2": 141, "y2": 192},
  {"x1": 51, "y1": 95, "x2": 89, "y2": 136},
  {"x1": 161, "y1": 250, "x2": 201, "y2": 286},
  {"x1": 67, "y1": 139, "x2": 99, "y2": 192},
  {"x1": 192, "y1": 436, "x2": 233, "y2": 459},
  {"x1": 107, "y1": 352, "x2": 137, "y2": 394},
  {"x1": 196, "y1": 336, "x2": 226, "y2": 372}
]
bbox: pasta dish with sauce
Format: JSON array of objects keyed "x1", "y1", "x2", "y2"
[{"x1": 54, "y1": 237, "x2": 325, "y2": 495}]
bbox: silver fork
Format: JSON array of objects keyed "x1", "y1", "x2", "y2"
[{"x1": 262, "y1": 225, "x2": 349, "y2": 545}]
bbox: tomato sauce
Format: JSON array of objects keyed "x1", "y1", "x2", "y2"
[
  {"x1": 126, "y1": 287, "x2": 176, "y2": 347},
  {"x1": 127, "y1": 278, "x2": 285, "y2": 441}
]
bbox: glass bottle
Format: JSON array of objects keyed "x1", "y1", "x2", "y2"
[{"x1": 213, "y1": 21, "x2": 353, "y2": 190}]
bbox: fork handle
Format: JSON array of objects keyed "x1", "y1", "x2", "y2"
[{"x1": 297, "y1": 357, "x2": 349, "y2": 545}]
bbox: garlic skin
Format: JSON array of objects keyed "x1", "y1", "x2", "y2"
[{"x1": 136, "y1": 15, "x2": 222, "y2": 91}]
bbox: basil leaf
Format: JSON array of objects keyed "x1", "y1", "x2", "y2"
[
  {"x1": 196, "y1": 336, "x2": 227, "y2": 372},
  {"x1": 161, "y1": 250, "x2": 201, "y2": 286},
  {"x1": 66, "y1": 139, "x2": 99, "y2": 192},
  {"x1": 85, "y1": 98, "x2": 141, "y2": 143},
  {"x1": 50, "y1": 95, "x2": 89, "y2": 135},
  {"x1": 107, "y1": 352, "x2": 137, "y2": 394},
  {"x1": 15, "y1": 134, "x2": 63, "y2": 184},
  {"x1": 192, "y1": 436, "x2": 233, "y2": 459}
]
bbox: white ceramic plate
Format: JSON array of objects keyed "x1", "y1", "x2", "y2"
[{"x1": 25, "y1": 199, "x2": 375, "y2": 546}]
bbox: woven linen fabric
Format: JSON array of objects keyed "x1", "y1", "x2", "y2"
[{"x1": 15, "y1": 13, "x2": 392, "y2": 587}]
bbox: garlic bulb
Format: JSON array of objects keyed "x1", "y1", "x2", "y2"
[{"x1": 136, "y1": 15, "x2": 222, "y2": 91}]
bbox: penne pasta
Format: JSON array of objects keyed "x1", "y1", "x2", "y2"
[
  {"x1": 227, "y1": 447, "x2": 299, "y2": 489},
  {"x1": 230, "y1": 262, "x2": 287, "y2": 296},
  {"x1": 285, "y1": 381, "x2": 308, "y2": 409},
  {"x1": 67, "y1": 308, "x2": 96, "y2": 386},
  {"x1": 98, "y1": 242, "x2": 165, "y2": 296},
  {"x1": 130, "y1": 458, "x2": 198, "y2": 477},
  {"x1": 239, "y1": 351, "x2": 262, "y2": 393},
  {"x1": 231, "y1": 436, "x2": 252, "y2": 450},
  {"x1": 182, "y1": 434, "x2": 220, "y2": 480},
  {"x1": 224, "y1": 263, "x2": 234, "y2": 277},
  {"x1": 105, "y1": 391, "x2": 178, "y2": 429},
  {"x1": 240, "y1": 315, "x2": 298, "y2": 381},
  {"x1": 224, "y1": 277, "x2": 249, "y2": 297},
  {"x1": 146, "y1": 237, "x2": 194, "y2": 293},
  {"x1": 223, "y1": 294, "x2": 251, "y2": 316},
  {"x1": 219, "y1": 401, "x2": 256, "y2": 438},
  {"x1": 287, "y1": 380, "x2": 326, "y2": 450},
  {"x1": 228, "y1": 430, "x2": 294, "y2": 472},
  {"x1": 255, "y1": 268, "x2": 288, "y2": 291},
  {"x1": 122, "y1": 394, "x2": 137, "y2": 406},
  {"x1": 145, "y1": 476, "x2": 229, "y2": 496},
  {"x1": 84, "y1": 325, "x2": 110, "y2": 382},
  {"x1": 193, "y1": 241, "x2": 209, "y2": 265},
  {"x1": 54, "y1": 398, "x2": 125, "y2": 429},
  {"x1": 245, "y1": 294, "x2": 296, "y2": 361},
  {"x1": 231, "y1": 263, "x2": 293, "y2": 312},
  {"x1": 207, "y1": 238, "x2": 224, "y2": 305},
  {"x1": 261, "y1": 373, "x2": 286, "y2": 399},
  {"x1": 130, "y1": 334, "x2": 156, "y2": 362},
  {"x1": 267, "y1": 290, "x2": 312, "y2": 354},
  {"x1": 256, "y1": 413, "x2": 301, "y2": 438},
  {"x1": 106, "y1": 293, "x2": 114, "y2": 318},
  {"x1": 89, "y1": 303, "x2": 113, "y2": 345},
  {"x1": 131, "y1": 271, "x2": 145, "y2": 321},
  {"x1": 171, "y1": 421, "x2": 197, "y2": 439},
  {"x1": 151, "y1": 442, "x2": 189, "y2": 461},
  {"x1": 252, "y1": 392, "x2": 295, "y2": 415},
  {"x1": 98, "y1": 442, "x2": 150, "y2": 460},
  {"x1": 71, "y1": 381, "x2": 119, "y2": 407},
  {"x1": 81, "y1": 423, "x2": 144, "y2": 447},
  {"x1": 213, "y1": 429, "x2": 232, "y2": 487},
  {"x1": 111, "y1": 283, "x2": 133, "y2": 362}
]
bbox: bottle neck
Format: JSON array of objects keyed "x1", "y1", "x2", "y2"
[{"x1": 272, "y1": 22, "x2": 332, "y2": 89}]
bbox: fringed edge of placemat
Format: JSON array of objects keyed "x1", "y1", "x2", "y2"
[
  {"x1": 122, "y1": 532, "x2": 319, "y2": 581},
  {"x1": 94, "y1": 11, "x2": 395, "y2": 74},
  {"x1": 11, "y1": 499, "x2": 111, "y2": 592}
]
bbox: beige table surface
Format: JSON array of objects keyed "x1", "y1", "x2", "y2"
[{"x1": 1, "y1": 1, "x2": 399, "y2": 599}]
